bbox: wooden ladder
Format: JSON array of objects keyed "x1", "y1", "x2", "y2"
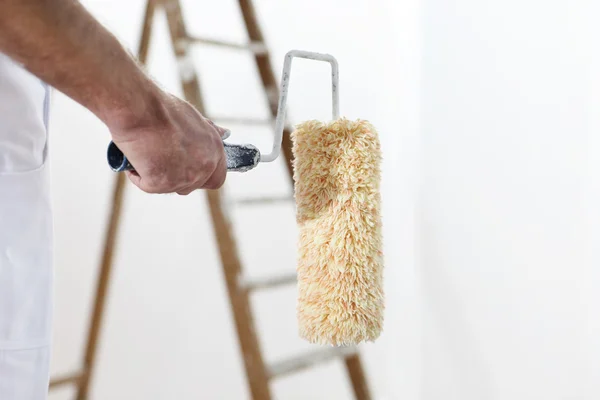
[{"x1": 49, "y1": 0, "x2": 373, "y2": 399}]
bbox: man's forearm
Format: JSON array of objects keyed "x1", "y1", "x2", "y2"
[{"x1": 0, "y1": 0, "x2": 161, "y2": 127}]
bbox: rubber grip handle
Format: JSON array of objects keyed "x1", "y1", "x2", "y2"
[{"x1": 107, "y1": 141, "x2": 260, "y2": 173}]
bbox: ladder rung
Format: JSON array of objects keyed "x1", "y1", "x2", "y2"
[
  {"x1": 207, "y1": 116, "x2": 273, "y2": 126},
  {"x1": 239, "y1": 272, "x2": 296, "y2": 291},
  {"x1": 234, "y1": 196, "x2": 293, "y2": 206},
  {"x1": 269, "y1": 346, "x2": 358, "y2": 379},
  {"x1": 49, "y1": 372, "x2": 84, "y2": 388},
  {"x1": 186, "y1": 36, "x2": 268, "y2": 54}
]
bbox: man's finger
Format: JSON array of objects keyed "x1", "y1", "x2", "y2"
[
  {"x1": 201, "y1": 156, "x2": 227, "y2": 190},
  {"x1": 125, "y1": 170, "x2": 160, "y2": 193},
  {"x1": 205, "y1": 118, "x2": 229, "y2": 138},
  {"x1": 175, "y1": 180, "x2": 199, "y2": 196},
  {"x1": 126, "y1": 170, "x2": 173, "y2": 194},
  {"x1": 176, "y1": 186, "x2": 196, "y2": 196},
  {"x1": 125, "y1": 170, "x2": 141, "y2": 187}
]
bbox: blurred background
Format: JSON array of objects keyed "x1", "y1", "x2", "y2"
[{"x1": 45, "y1": 0, "x2": 598, "y2": 399}]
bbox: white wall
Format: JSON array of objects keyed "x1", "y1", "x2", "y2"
[
  {"x1": 47, "y1": 1, "x2": 405, "y2": 399},
  {"x1": 419, "y1": 1, "x2": 597, "y2": 399},
  {"x1": 586, "y1": 10, "x2": 600, "y2": 395}
]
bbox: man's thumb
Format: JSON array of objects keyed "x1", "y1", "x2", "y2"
[{"x1": 205, "y1": 118, "x2": 230, "y2": 139}]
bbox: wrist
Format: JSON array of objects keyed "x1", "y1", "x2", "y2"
[{"x1": 99, "y1": 77, "x2": 169, "y2": 136}]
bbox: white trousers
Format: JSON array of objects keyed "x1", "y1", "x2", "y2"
[
  {"x1": 0, "y1": 346, "x2": 51, "y2": 399},
  {"x1": 0, "y1": 53, "x2": 53, "y2": 400}
]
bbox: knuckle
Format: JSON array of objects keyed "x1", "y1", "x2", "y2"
[
  {"x1": 205, "y1": 157, "x2": 219, "y2": 174},
  {"x1": 203, "y1": 162, "x2": 226, "y2": 190},
  {"x1": 185, "y1": 168, "x2": 198, "y2": 186},
  {"x1": 196, "y1": 156, "x2": 218, "y2": 180}
]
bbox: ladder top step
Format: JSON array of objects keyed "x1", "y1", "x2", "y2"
[
  {"x1": 239, "y1": 271, "x2": 297, "y2": 291},
  {"x1": 184, "y1": 36, "x2": 268, "y2": 54},
  {"x1": 269, "y1": 346, "x2": 359, "y2": 379}
]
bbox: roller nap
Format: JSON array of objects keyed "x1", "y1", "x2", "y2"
[{"x1": 293, "y1": 118, "x2": 384, "y2": 346}]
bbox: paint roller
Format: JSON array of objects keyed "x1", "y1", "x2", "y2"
[{"x1": 106, "y1": 50, "x2": 384, "y2": 346}]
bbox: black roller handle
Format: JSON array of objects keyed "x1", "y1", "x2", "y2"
[{"x1": 107, "y1": 140, "x2": 261, "y2": 173}]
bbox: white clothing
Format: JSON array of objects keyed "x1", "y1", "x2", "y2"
[{"x1": 0, "y1": 53, "x2": 53, "y2": 399}]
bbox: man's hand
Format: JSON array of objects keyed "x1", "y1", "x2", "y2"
[
  {"x1": 110, "y1": 91, "x2": 227, "y2": 194},
  {"x1": 0, "y1": 0, "x2": 227, "y2": 193}
]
